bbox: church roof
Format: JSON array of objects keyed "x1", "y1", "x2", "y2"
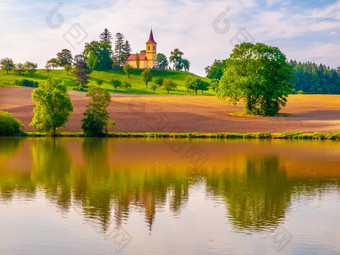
[
  {"x1": 146, "y1": 29, "x2": 157, "y2": 44},
  {"x1": 127, "y1": 53, "x2": 148, "y2": 61}
]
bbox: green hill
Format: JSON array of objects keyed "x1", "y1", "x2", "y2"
[{"x1": 0, "y1": 69, "x2": 215, "y2": 96}]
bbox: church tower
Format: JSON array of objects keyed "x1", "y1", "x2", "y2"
[{"x1": 145, "y1": 29, "x2": 157, "y2": 68}]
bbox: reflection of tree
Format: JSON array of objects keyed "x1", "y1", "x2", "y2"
[
  {"x1": 30, "y1": 138, "x2": 72, "y2": 210},
  {"x1": 206, "y1": 156, "x2": 292, "y2": 232},
  {"x1": 0, "y1": 137, "x2": 34, "y2": 200},
  {"x1": 0, "y1": 137, "x2": 24, "y2": 163}
]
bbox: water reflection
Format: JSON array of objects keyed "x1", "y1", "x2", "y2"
[{"x1": 0, "y1": 138, "x2": 339, "y2": 235}]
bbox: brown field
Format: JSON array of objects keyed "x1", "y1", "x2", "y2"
[{"x1": 1, "y1": 86, "x2": 340, "y2": 133}]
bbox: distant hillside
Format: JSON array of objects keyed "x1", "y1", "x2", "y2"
[{"x1": 0, "y1": 69, "x2": 214, "y2": 96}]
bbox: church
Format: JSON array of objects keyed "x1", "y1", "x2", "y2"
[{"x1": 126, "y1": 29, "x2": 157, "y2": 69}]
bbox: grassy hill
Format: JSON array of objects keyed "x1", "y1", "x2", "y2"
[{"x1": 0, "y1": 69, "x2": 215, "y2": 96}]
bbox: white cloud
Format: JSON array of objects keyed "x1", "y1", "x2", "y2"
[{"x1": 0, "y1": 0, "x2": 339, "y2": 76}]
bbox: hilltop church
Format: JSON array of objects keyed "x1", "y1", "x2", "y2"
[{"x1": 126, "y1": 29, "x2": 157, "y2": 69}]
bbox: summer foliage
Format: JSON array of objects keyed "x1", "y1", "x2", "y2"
[
  {"x1": 217, "y1": 42, "x2": 293, "y2": 116},
  {"x1": 0, "y1": 111, "x2": 24, "y2": 136},
  {"x1": 30, "y1": 79, "x2": 73, "y2": 135},
  {"x1": 82, "y1": 86, "x2": 114, "y2": 137}
]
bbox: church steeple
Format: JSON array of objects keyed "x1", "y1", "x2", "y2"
[
  {"x1": 145, "y1": 29, "x2": 157, "y2": 68},
  {"x1": 146, "y1": 29, "x2": 157, "y2": 44}
]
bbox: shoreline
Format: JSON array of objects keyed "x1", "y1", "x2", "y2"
[{"x1": 2, "y1": 132, "x2": 340, "y2": 140}]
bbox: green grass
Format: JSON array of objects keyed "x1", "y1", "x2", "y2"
[
  {"x1": 0, "y1": 69, "x2": 215, "y2": 96},
  {"x1": 15, "y1": 132, "x2": 340, "y2": 140}
]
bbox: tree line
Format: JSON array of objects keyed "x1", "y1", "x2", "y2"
[{"x1": 290, "y1": 61, "x2": 340, "y2": 94}]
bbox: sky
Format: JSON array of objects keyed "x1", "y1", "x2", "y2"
[{"x1": 0, "y1": 0, "x2": 339, "y2": 76}]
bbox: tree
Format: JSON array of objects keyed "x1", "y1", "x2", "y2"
[
  {"x1": 217, "y1": 42, "x2": 293, "y2": 116},
  {"x1": 205, "y1": 60, "x2": 227, "y2": 80},
  {"x1": 30, "y1": 79, "x2": 73, "y2": 136},
  {"x1": 185, "y1": 75, "x2": 193, "y2": 91},
  {"x1": 135, "y1": 53, "x2": 140, "y2": 69},
  {"x1": 141, "y1": 69, "x2": 152, "y2": 88},
  {"x1": 156, "y1": 53, "x2": 168, "y2": 69},
  {"x1": 96, "y1": 80, "x2": 103, "y2": 86},
  {"x1": 123, "y1": 81, "x2": 132, "y2": 90},
  {"x1": 83, "y1": 41, "x2": 113, "y2": 70},
  {"x1": 56, "y1": 49, "x2": 73, "y2": 67},
  {"x1": 182, "y1": 59, "x2": 190, "y2": 72},
  {"x1": 169, "y1": 48, "x2": 190, "y2": 71},
  {"x1": 100, "y1": 28, "x2": 113, "y2": 43},
  {"x1": 162, "y1": 79, "x2": 177, "y2": 94},
  {"x1": 0, "y1": 111, "x2": 25, "y2": 136},
  {"x1": 121, "y1": 40, "x2": 132, "y2": 64},
  {"x1": 111, "y1": 79, "x2": 122, "y2": 91},
  {"x1": 123, "y1": 64, "x2": 133, "y2": 78},
  {"x1": 210, "y1": 78, "x2": 219, "y2": 92},
  {"x1": 82, "y1": 86, "x2": 114, "y2": 137},
  {"x1": 24, "y1": 62, "x2": 37, "y2": 77},
  {"x1": 73, "y1": 56, "x2": 92, "y2": 90},
  {"x1": 45, "y1": 63, "x2": 51, "y2": 76},
  {"x1": 15, "y1": 63, "x2": 25, "y2": 75},
  {"x1": 114, "y1": 33, "x2": 125, "y2": 66},
  {"x1": 47, "y1": 58, "x2": 59, "y2": 69},
  {"x1": 0, "y1": 58, "x2": 14, "y2": 74},
  {"x1": 154, "y1": 77, "x2": 163, "y2": 87},
  {"x1": 188, "y1": 77, "x2": 209, "y2": 95},
  {"x1": 64, "y1": 64, "x2": 72, "y2": 74},
  {"x1": 150, "y1": 83, "x2": 158, "y2": 93}
]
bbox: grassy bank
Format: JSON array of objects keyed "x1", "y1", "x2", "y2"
[
  {"x1": 0, "y1": 69, "x2": 213, "y2": 96},
  {"x1": 12, "y1": 132, "x2": 340, "y2": 140}
]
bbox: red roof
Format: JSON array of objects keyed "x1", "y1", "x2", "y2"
[
  {"x1": 146, "y1": 29, "x2": 157, "y2": 44},
  {"x1": 127, "y1": 53, "x2": 147, "y2": 61}
]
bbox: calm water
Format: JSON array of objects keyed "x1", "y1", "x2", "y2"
[{"x1": 0, "y1": 138, "x2": 340, "y2": 255}]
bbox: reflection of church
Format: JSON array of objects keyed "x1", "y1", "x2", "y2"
[{"x1": 126, "y1": 29, "x2": 157, "y2": 69}]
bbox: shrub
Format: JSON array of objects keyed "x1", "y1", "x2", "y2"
[
  {"x1": 0, "y1": 111, "x2": 25, "y2": 136},
  {"x1": 15, "y1": 79, "x2": 38, "y2": 87}
]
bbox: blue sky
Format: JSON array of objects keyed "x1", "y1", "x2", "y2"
[{"x1": 0, "y1": 0, "x2": 339, "y2": 75}]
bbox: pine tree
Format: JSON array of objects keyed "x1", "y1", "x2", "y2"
[
  {"x1": 121, "y1": 40, "x2": 132, "y2": 64},
  {"x1": 114, "y1": 33, "x2": 125, "y2": 66},
  {"x1": 100, "y1": 28, "x2": 113, "y2": 43}
]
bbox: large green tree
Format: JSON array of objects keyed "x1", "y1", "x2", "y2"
[
  {"x1": 82, "y1": 86, "x2": 114, "y2": 137},
  {"x1": 0, "y1": 58, "x2": 14, "y2": 74},
  {"x1": 30, "y1": 79, "x2": 73, "y2": 135},
  {"x1": 156, "y1": 53, "x2": 168, "y2": 70},
  {"x1": 56, "y1": 49, "x2": 73, "y2": 67},
  {"x1": 83, "y1": 41, "x2": 113, "y2": 70},
  {"x1": 217, "y1": 42, "x2": 293, "y2": 116}
]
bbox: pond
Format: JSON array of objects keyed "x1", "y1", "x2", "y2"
[{"x1": 0, "y1": 137, "x2": 340, "y2": 255}]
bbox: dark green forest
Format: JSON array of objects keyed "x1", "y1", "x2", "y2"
[{"x1": 290, "y1": 61, "x2": 340, "y2": 94}]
